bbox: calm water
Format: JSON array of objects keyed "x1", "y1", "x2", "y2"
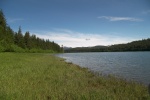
[{"x1": 56, "y1": 52, "x2": 150, "y2": 85}]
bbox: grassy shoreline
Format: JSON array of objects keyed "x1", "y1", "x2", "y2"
[{"x1": 0, "y1": 53, "x2": 149, "y2": 99}]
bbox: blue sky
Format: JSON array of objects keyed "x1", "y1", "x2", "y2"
[{"x1": 1, "y1": 0, "x2": 150, "y2": 47}]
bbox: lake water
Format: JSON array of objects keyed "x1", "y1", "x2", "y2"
[{"x1": 56, "y1": 52, "x2": 150, "y2": 86}]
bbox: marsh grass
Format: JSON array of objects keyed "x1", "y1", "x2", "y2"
[{"x1": 0, "y1": 53, "x2": 149, "y2": 100}]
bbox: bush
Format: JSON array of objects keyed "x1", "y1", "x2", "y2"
[
  {"x1": 0, "y1": 40, "x2": 6, "y2": 52},
  {"x1": 0, "y1": 45, "x2": 5, "y2": 52},
  {"x1": 28, "y1": 48, "x2": 55, "y2": 53},
  {"x1": 10, "y1": 44, "x2": 26, "y2": 53}
]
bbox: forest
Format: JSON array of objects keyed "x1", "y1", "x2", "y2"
[
  {"x1": 65, "y1": 39, "x2": 150, "y2": 53},
  {"x1": 1, "y1": 9, "x2": 150, "y2": 53},
  {"x1": 0, "y1": 10, "x2": 62, "y2": 53}
]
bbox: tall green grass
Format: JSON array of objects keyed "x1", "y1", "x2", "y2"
[{"x1": 0, "y1": 53, "x2": 149, "y2": 100}]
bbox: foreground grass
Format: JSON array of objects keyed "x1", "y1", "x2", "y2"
[{"x1": 0, "y1": 53, "x2": 149, "y2": 100}]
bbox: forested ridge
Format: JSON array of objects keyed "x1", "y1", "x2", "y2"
[
  {"x1": 0, "y1": 10, "x2": 62, "y2": 53},
  {"x1": 65, "y1": 39, "x2": 150, "y2": 53},
  {"x1": 1, "y1": 9, "x2": 149, "y2": 53}
]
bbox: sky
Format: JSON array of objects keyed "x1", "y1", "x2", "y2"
[{"x1": 1, "y1": 0, "x2": 150, "y2": 47}]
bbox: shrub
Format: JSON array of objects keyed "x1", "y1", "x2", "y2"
[{"x1": 10, "y1": 44, "x2": 26, "y2": 52}]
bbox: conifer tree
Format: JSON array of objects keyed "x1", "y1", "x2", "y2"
[
  {"x1": 0, "y1": 9, "x2": 7, "y2": 41},
  {"x1": 6, "y1": 26, "x2": 14, "y2": 44},
  {"x1": 14, "y1": 27, "x2": 25, "y2": 48},
  {"x1": 0, "y1": 10, "x2": 62, "y2": 53},
  {"x1": 24, "y1": 31, "x2": 31, "y2": 49},
  {"x1": 0, "y1": 10, "x2": 8, "y2": 51}
]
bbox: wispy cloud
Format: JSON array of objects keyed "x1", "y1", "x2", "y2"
[
  {"x1": 7, "y1": 18, "x2": 24, "y2": 23},
  {"x1": 142, "y1": 10, "x2": 150, "y2": 14},
  {"x1": 98, "y1": 16, "x2": 143, "y2": 22},
  {"x1": 31, "y1": 29, "x2": 137, "y2": 47}
]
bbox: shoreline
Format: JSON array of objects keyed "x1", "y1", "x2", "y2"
[
  {"x1": 63, "y1": 57, "x2": 148, "y2": 86},
  {"x1": 0, "y1": 53, "x2": 149, "y2": 99},
  {"x1": 56, "y1": 52, "x2": 150, "y2": 86}
]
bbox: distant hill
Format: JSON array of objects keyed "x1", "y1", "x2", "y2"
[
  {"x1": 65, "y1": 45, "x2": 107, "y2": 52},
  {"x1": 63, "y1": 46, "x2": 72, "y2": 50},
  {"x1": 65, "y1": 38, "x2": 150, "y2": 53}
]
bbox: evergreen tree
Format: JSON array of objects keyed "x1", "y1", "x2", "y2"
[
  {"x1": 14, "y1": 27, "x2": 25, "y2": 48},
  {"x1": 6, "y1": 26, "x2": 14, "y2": 44},
  {"x1": 0, "y1": 10, "x2": 62, "y2": 53},
  {"x1": 24, "y1": 31, "x2": 31, "y2": 49},
  {"x1": 0, "y1": 10, "x2": 9, "y2": 51},
  {"x1": 0, "y1": 9, "x2": 7, "y2": 41},
  {"x1": 30, "y1": 34, "x2": 37, "y2": 48}
]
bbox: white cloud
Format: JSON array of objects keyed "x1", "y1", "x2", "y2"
[
  {"x1": 7, "y1": 18, "x2": 24, "y2": 23},
  {"x1": 31, "y1": 29, "x2": 137, "y2": 47},
  {"x1": 98, "y1": 16, "x2": 143, "y2": 22}
]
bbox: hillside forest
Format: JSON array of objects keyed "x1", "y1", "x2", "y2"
[
  {"x1": 65, "y1": 39, "x2": 150, "y2": 53},
  {"x1": 0, "y1": 10, "x2": 62, "y2": 53}
]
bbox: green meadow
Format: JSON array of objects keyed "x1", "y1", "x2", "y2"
[{"x1": 0, "y1": 53, "x2": 149, "y2": 100}]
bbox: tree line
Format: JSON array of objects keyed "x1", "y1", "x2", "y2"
[
  {"x1": 65, "y1": 39, "x2": 150, "y2": 53},
  {"x1": 0, "y1": 10, "x2": 62, "y2": 53}
]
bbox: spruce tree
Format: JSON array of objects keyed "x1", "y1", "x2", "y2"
[
  {"x1": 0, "y1": 9, "x2": 7, "y2": 40},
  {"x1": 24, "y1": 31, "x2": 31, "y2": 49},
  {"x1": 6, "y1": 26, "x2": 14, "y2": 44},
  {"x1": 15, "y1": 26, "x2": 25, "y2": 48},
  {"x1": 0, "y1": 10, "x2": 9, "y2": 51}
]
